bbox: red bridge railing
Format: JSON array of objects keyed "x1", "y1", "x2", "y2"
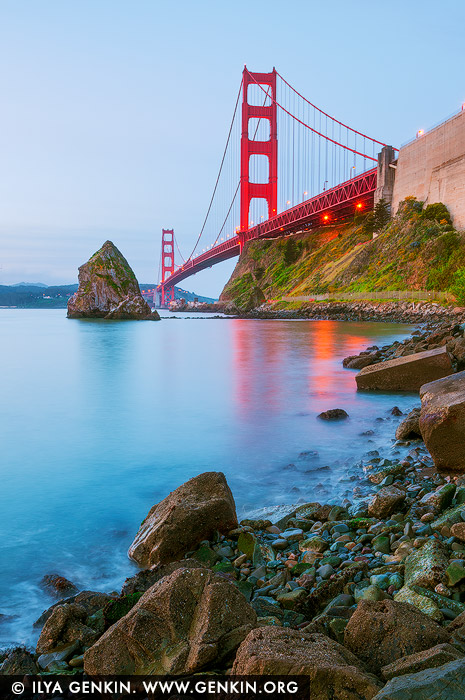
[{"x1": 160, "y1": 167, "x2": 377, "y2": 293}]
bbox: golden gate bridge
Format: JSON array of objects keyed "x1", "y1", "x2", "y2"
[{"x1": 156, "y1": 67, "x2": 397, "y2": 306}]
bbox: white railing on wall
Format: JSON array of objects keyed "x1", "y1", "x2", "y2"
[{"x1": 279, "y1": 290, "x2": 455, "y2": 303}]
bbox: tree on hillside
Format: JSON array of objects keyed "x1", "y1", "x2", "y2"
[{"x1": 362, "y1": 198, "x2": 391, "y2": 235}]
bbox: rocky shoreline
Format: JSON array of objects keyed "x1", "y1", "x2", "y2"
[
  {"x1": 170, "y1": 299, "x2": 465, "y2": 326},
  {"x1": 3, "y1": 319, "x2": 465, "y2": 698}
]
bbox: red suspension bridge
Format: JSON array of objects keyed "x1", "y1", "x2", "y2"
[{"x1": 157, "y1": 67, "x2": 397, "y2": 305}]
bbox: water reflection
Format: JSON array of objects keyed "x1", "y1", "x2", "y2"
[{"x1": 0, "y1": 310, "x2": 416, "y2": 646}]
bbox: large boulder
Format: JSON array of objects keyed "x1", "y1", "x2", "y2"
[
  {"x1": 121, "y1": 559, "x2": 204, "y2": 595},
  {"x1": 128, "y1": 472, "x2": 237, "y2": 568},
  {"x1": 0, "y1": 648, "x2": 39, "y2": 674},
  {"x1": 67, "y1": 240, "x2": 160, "y2": 320},
  {"x1": 356, "y1": 347, "x2": 453, "y2": 392},
  {"x1": 344, "y1": 600, "x2": 448, "y2": 675},
  {"x1": 381, "y1": 643, "x2": 464, "y2": 680},
  {"x1": 395, "y1": 408, "x2": 421, "y2": 440},
  {"x1": 83, "y1": 567, "x2": 256, "y2": 675},
  {"x1": 233, "y1": 627, "x2": 381, "y2": 699},
  {"x1": 367, "y1": 486, "x2": 405, "y2": 519},
  {"x1": 371, "y1": 659, "x2": 465, "y2": 700},
  {"x1": 34, "y1": 590, "x2": 113, "y2": 629},
  {"x1": 36, "y1": 603, "x2": 99, "y2": 654},
  {"x1": 419, "y1": 371, "x2": 465, "y2": 473}
]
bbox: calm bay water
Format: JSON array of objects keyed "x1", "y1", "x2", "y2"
[{"x1": 0, "y1": 309, "x2": 417, "y2": 646}]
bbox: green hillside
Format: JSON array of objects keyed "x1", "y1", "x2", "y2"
[{"x1": 220, "y1": 198, "x2": 465, "y2": 308}]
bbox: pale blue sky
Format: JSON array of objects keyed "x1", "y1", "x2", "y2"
[{"x1": 1, "y1": 0, "x2": 464, "y2": 295}]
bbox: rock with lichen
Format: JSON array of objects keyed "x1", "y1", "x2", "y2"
[{"x1": 67, "y1": 241, "x2": 160, "y2": 320}]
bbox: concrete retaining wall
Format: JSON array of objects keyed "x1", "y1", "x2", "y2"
[{"x1": 392, "y1": 110, "x2": 465, "y2": 229}]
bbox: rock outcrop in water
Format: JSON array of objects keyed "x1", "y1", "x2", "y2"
[{"x1": 67, "y1": 241, "x2": 160, "y2": 320}]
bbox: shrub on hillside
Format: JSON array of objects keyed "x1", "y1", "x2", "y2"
[
  {"x1": 282, "y1": 238, "x2": 301, "y2": 265},
  {"x1": 421, "y1": 202, "x2": 452, "y2": 225},
  {"x1": 451, "y1": 269, "x2": 465, "y2": 306}
]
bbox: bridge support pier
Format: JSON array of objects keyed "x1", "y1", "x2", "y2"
[{"x1": 375, "y1": 145, "x2": 397, "y2": 211}]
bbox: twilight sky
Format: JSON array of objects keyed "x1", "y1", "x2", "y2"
[{"x1": 1, "y1": 0, "x2": 464, "y2": 296}]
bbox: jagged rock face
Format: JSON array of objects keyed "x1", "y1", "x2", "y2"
[
  {"x1": 67, "y1": 241, "x2": 160, "y2": 320},
  {"x1": 128, "y1": 471, "x2": 238, "y2": 568},
  {"x1": 83, "y1": 567, "x2": 256, "y2": 675}
]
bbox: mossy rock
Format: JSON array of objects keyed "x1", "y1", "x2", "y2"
[
  {"x1": 103, "y1": 592, "x2": 143, "y2": 627},
  {"x1": 212, "y1": 562, "x2": 235, "y2": 574},
  {"x1": 192, "y1": 545, "x2": 221, "y2": 567},
  {"x1": 238, "y1": 531, "x2": 256, "y2": 560}
]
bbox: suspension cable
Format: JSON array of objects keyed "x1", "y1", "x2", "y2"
[
  {"x1": 173, "y1": 232, "x2": 186, "y2": 264},
  {"x1": 185, "y1": 78, "x2": 243, "y2": 262},
  {"x1": 276, "y1": 70, "x2": 397, "y2": 150},
  {"x1": 208, "y1": 84, "x2": 272, "y2": 250},
  {"x1": 245, "y1": 69, "x2": 378, "y2": 161}
]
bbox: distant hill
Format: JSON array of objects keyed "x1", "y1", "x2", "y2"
[
  {"x1": 12, "y1": 281, "x2": 47, "y2": 287},
  {"x1": 0, "y1": 282, "x2": 216, "y2": 308},
  {"x1": 0, "y1": 284, "x2": 78, "y2": 308}
]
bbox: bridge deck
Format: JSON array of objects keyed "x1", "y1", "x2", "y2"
[{"x1": 162, "y1": 167, "x2": 377, "y2": 290}]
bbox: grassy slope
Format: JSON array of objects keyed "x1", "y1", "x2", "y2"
[{"x1": 220, "y1": 200, "x2": 465, "y2": 308}]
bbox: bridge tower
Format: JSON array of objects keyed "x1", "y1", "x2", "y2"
[
  {"x1": 159, "y1": 228, "x2": 175, "y2": 306},
  {"x1": 240, "y1": 67, "x2": 278, "y2": 247}
]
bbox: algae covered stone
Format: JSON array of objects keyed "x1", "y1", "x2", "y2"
[
  {"x1": 67, "y1": 240, "x2": 160, "y2": 320},
  {"x1": 394, "y1": 585, "x2": 442, "y2": 621},
  {"x1": 404, "y1": 538, "x2": 448, "y2": 589}
]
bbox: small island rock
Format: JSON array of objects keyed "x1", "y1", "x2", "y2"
[{"x1": 67, "y1": 240, "x2": 160, "y2": 320}]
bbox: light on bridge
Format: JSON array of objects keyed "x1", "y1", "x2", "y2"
[
  {"x1": 323, "y1": 214, "x2": 329, "y2": 221},
  {"x1": 356, "y1": 203, "x2": 363, "y2": 209},
  {"x1": 303, "y1": 191, "x2": 308, "y2": 196},
  {"x1": 286, "y1": 200, "x2": 291, "y2": 205}
]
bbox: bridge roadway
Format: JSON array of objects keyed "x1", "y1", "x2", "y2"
[{"x1": 163, "y1": 167, "x2": 377, "y2": 290}]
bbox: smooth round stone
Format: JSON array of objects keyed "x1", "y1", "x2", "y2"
[
  {"x1": 404, "y1": 522, "x2": 414, "y2": 538},
  {"x1": 451, "y1": 523, "x2": 465, "y2": 542},
  {"x1": 420, "y1": 512, "x2": 435, "y2": 523},
  {"x1": 69, "y1": 655, "x2": 84, "y2": 668},
  {"x1": 266, "y1": 561, "x2": 280, "y2": 569},
  {"x1": 317, "y1": 564, "x2": 335, "y2": 580},
  {"x1": 332, "y1": 523, "x2": 350, "y2": 535},
  {"x1": 323, "y1": 556, "x2": 342, "y2": 568},
  {"x1": 451, "y1": 543, "x2": 465, "y2": 552},
  {"x1": 281, "y1": 528, "x2": 304, "y2": 542},
  {"x1": 370, "y1": 574, "x2": 390, "y2": 590},
  {"x1": 440, "y1": 608, "x2": 458, "y2": 620},
  {"x1": 388, "y1": 573, "x2": 403, "y2": 589},
  {"x1": 266, "y1": 525, "x2": 281, "y2": 535},
  {"x1": 354, "y1": 584, "x2": 383, "y2": 603},
  {"x1": 329, "y1": 594, "x2": 354, "y2": 608},
  {"x1": 416, "y1": 525, "x2": 432, "y2": 536},
  {"x1": 271, "y1": 539, "x2": 288, "y2": 551},
  {"x1": 286, "y1": 580, "x2": 301, "y2": 591}
]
